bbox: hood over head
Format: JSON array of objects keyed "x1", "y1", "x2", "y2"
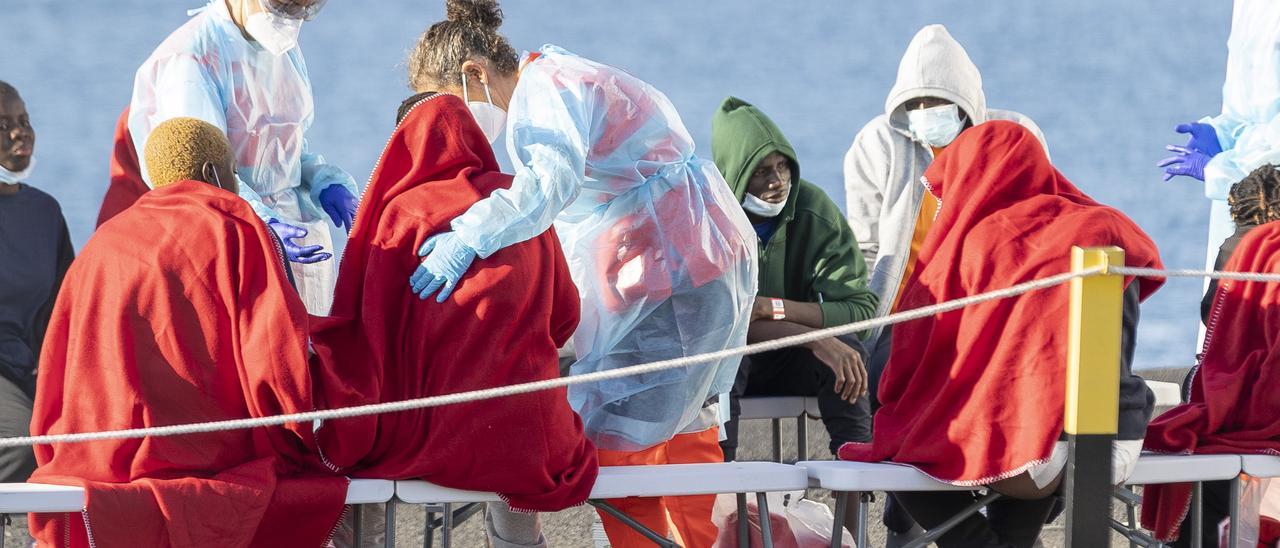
[
  {"x1": 885, "y1": 24, "x2": 989, "y2": 129},
  {"x1": 711, "y1": 96, "x2": 800, "y2": 202}
]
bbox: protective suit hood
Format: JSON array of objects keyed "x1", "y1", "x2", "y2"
[{"x1": 885, "y1": 24, "x2": 989, "y2": 133}]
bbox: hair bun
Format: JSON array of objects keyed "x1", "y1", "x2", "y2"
[{"x1": 445, "y1": 0, "x2": 503, "y2": 30}]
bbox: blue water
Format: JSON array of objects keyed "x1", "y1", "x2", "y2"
[{"x1": 1, "y1": 1, "x2": 1232, "y2": 370}]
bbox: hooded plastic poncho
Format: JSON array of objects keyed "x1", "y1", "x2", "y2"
[
  {"x1": 450, "y1": 45, "x2": 757, "y2": 451},
  {"x1": 1198, "y1": 1, "x2": 1280, "y2": 268},
  {"x1": 127, "y1": 0, "x2": 356, "y2": 314}
]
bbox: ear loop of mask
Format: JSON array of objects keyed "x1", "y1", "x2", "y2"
[
  {"x1": 203, "y1": 161, "x2": 226, "y2": 192},
  {"x1": 461, "y1": 71, "x2": 495, "y2": 107}
]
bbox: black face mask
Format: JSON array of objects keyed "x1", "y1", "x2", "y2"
[{"x1": 397, "y1": 91, "x2": 438, "y2": 126}]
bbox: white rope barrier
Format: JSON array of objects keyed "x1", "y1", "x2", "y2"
[
  {"x1": 4, "y1": 264, "x2": 1276, "y2": 449},
  {"x1": 1109, "y1": 266, "x2": 1280, "y2": 283},
  {"x1": 0, "y1": 267, "x2": 1104, "y2": 448}
]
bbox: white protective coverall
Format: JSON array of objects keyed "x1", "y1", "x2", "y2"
[
  {"x1": 450, "y1": 45, "x2": 757, "y2": 451},
  {"x1": 843, "y1": 24, "x2": 1049, "y2": 344},
  {"x1": 1199, "y1": 1, "x2": 1280, "y2": 270},
  {"x1": 128, "y1": 0, "x2": 357, "y2": 315}
]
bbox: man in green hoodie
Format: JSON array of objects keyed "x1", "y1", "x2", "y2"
[{"x1": 711, "y1": 96, "x2": 879, "y2": 462}]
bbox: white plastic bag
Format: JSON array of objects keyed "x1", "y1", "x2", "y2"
[
  {"x1": 712, "y1": 491, "x2": 854, "y2": 548},
  {"x1": 1218, "y1": 475, "x2": 1279, "y2": 547}
]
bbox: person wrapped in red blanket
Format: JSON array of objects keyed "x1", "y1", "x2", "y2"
[
  {"x1": 308, "y1": 92, "x2": 597, "y2": 543},
  {"x1": 839, "y1": 121, "x2": 1164, "y2": 547},
  {"x1": 1143, "y1": 214, "x2": 1280, "y2": 545},
  {"x1": 29, "y1": 117, "x2": 347, "y2": 548},
  {"x1": 95, "y1": 107, "x2": 149, "y2": 227}
]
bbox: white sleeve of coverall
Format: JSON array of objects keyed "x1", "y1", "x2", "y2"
[
  {"x1": 301, "y1": 140, "x2": 359, "y2": 206},
  {"x1": 129, "y1": 52, "x2": 280, "y2": 220},
  {"x1": 1203, "y1": 113, "x2": 1280, "y2": 201},
  {"x1": 450, "y1": 72, "x2": 587, "y2": 259},
  {"x1": 843, "y1": 125, "x2": 888, "y2": 267}
]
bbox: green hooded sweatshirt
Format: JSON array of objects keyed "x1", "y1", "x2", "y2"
[{"x1": 711, "y1": 97, "x2": 878, "y2": 330}]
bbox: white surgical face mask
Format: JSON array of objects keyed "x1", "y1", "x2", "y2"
[
  {"x1": 0, "y1": 158, "x2": 35, "y2": 184},
  {"x1": 742, "y1": 191, "x2": 787, "y2": 218},
  {"x1": 907, "y1": 103, "x2": 965, "y2": 149},
  {"x1": 462, "y1": 72, "x2": 507, "y2": 145},
  {"x1": 245, "y1": 9, "x2": 302, "y2": 56}
]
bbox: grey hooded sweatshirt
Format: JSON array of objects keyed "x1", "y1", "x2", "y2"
[{"x1": 844, "y1": 24, "x2": 1049, "y2": 343}]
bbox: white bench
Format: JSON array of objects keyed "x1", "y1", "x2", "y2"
[
  {"x1": 801, "y1": 454, "x2": 1248, "y2": 548},
  {"x1": 398, "y1": 462, "x2": 810, "y2": 548},
  {"x1": 1146, "y1": 380, "x2": 1182, "y2": 409},
  {"x1": 739, "y1": 396, "x2": 809, "y2": 462},
  {"x1": 1241, "y1": 455, "x2": 1280, "y2": 479},
  {"x1": 0, "y1": 479, "x2": 395, "y2": 547},
  {"x1": 1116, "y1": 454, "x2": 1243, "y2": 548}
]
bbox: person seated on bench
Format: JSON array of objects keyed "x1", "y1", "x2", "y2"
[
  {"x1": 28, "y1": 117, "x2": 347, "y2": 548},
  {"x1": 307, "y1": 85, "x2": 598, "y2": 546},
  {"x1": 1143, "y1": 165, "x2": 1280, "y2": 547},
  {"x1": 839, "y1": 121, "x2": 1164, "y2": 548},
  {"x1": 710, "y1": 96, "x2": 878, "y2": 462}
]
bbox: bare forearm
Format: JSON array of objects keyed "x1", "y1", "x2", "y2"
[
  {"x1": 780, "y1": 300, "x2": 824, "y2": 328},
  {"x1": 747, "y1": 319, "x2": 819, "y2": 346}
]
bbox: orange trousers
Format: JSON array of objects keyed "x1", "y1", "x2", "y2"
[{"x1": 595, "y1": 426, "x2": 722, "y2": 548}]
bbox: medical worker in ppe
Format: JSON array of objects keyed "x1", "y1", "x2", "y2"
[
  {"x1": 407, "y1": 2, "x2": 755, "y2": 545},
  {"x1": 128, "y1": 0, "x2": 358, "y2": 315},
  {"x1": 1158, "y1": 1, "x2": 1280, "y2": 273}
]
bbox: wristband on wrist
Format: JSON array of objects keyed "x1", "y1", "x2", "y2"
[{"x1": 770, "y1": 298, "x2": 786, "y2": 321}]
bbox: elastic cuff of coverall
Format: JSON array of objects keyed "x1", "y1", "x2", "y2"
[
  {"x1": 1202, "y1": 162, "x2": 1235, "y2": 202},
  {"x1": 306, "y1": 165, "x2": 359, "y2": 206},
  {"x1": 449, "y1": 221, "x2": 499, "y2": 259}
]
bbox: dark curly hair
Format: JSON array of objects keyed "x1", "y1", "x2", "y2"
[
  {"x1": 1228, "y1": 164, "x2": 1280, "y2": 227},
  {"x1": 407, "y1": 0, "x2": 519, "y2": 91}
]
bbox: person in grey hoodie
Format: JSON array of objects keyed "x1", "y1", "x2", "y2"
[
  {"x1": 842, "y1": 24, "x2": 1050, "y2": 544},
  {"x1": 844, "y1": 23, "x2": 1049, "y2": 350}
]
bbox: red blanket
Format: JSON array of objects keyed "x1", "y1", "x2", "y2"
[
  {"x1": 95, "y1": 108, "x2": 149, "y2": 227},
  {"x1": 30, "y1": 182, "x2": 347, "y2": 548},
  {"x1": 1142, "y1": 221, "x2": 1280, "y2": 541},
  {"x1": 310, "y1": 93, "x2": 597, "y2": 511},
  {"x1": 839, "y1": 121, "x2": 1163, "y2": 484}
]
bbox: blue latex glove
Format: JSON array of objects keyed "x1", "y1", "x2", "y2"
[
  {"x1": 409, "y1": 231, "x2": 477, "y2": 302},
  {"x1": 268, "y1": 218, "x2": 332, "y2": 264},
  {"x1": 1157, "y1": 145, "x2": 1212, "y2": 182},
  {"x1": 1175, "y1": 122, "x2": 1223, "y2": 157},
  {"x1": 318, "y1": 184, "x2": 357, "y2": 232}
]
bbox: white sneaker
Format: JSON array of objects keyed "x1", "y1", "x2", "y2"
[{"x1": 591, "y1": 512, "x2": 611, "y2": 548}]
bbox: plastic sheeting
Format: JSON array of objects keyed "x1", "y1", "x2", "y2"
[
  {"x1": 127, "y1": 0, "x2": 356, "y2": 223},
  {"x1": 450, "y1": 45, "x2": 757, "y2": 451}
]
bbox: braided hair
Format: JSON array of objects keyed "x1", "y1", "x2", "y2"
[
  {"x1": 406, "y1": 0, "x2": 519, "y2": 92},
  {"x1": 1228, "y1": 164, "x2": 1280, "y2": 227}
]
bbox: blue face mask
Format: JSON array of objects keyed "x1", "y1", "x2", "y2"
[{"x1": 907, "y1": 103, "x2": 966, "y2": 148}]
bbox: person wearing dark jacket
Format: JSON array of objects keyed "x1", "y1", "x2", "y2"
[
  {"x1": 711, "y1": 96, "x2": 879, "y2": 462},
  {"x1": 0, "y1": 81, "x2": 73, "y2": 483}
]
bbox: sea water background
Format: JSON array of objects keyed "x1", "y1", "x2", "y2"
[{"x1": 1, "y1": 1, "x2": 1231, "y2": 370}]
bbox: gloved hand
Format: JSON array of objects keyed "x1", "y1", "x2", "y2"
[
  {"x1": 268, "y1": 218, "x2": 332, "y2": 264},
  {"x1": 409, "y1": 231, "x2": 477, "y2": 302},
  {"x1": 318, "y1": 184, "x2": 357, "y2": 232},
  {"x1": 1158, "y1": 145, "x2": 1212, "y2": 182},
  {"x1": 1175, "y1": 122, "x2": 1223, "y2": 157}
]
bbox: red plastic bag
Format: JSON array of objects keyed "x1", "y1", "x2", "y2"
[{"x1": 712, "y1": 492, "x2": 854, "y2": 548}]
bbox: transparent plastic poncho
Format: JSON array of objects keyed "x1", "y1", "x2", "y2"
[
  {"x1": 451, "y1": 45, "x2": 757, "y2": 451},
  {"x1": 127, "y1": 0, "x2": 356, "y2": 222}
]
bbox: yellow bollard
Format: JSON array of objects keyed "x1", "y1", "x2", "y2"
[{"x1": 1063, "y1": 246, "x2": 1125, "y2": 547}]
